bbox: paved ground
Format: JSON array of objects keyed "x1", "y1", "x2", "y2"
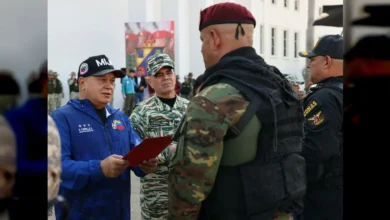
[{"x1": 131, "y1": 172, "x2": 142, "y2": 220}]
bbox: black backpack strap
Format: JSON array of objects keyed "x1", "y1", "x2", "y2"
[{"x1": 222, "y1": 80, "x2": 261, "y2": 141}]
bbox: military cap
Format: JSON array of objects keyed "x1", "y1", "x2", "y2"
[
  {"x1": 285, "y1": 74, "x2": 304, "y2": 85},
  {"x1": 146, "y1": 53, "x2": 174, "y2": 76},
  {"x1": 199, "y1": 2, "x2": 256, "y2": 33},
  {"x1": 299, "y1": 34, "x2": 343, "y2": 59},
  {"x1": 53, "y1": 72, "x2": 58, "y2": 76},
  {"x1": 78, "y1": 54, "x2": 125, "y2": 78},
  {"x1": 188, "y1": 72, "x2": 193, "y2": 77}
]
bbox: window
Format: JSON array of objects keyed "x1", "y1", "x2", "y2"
[
  {"x1": 283, "y1": 30, "x2": 288, "y2": 57},
  {"x1": 272, "y1": 0, "x2": 276, "y2": 4},
  {"x1": 294, "y1": 0, "x2": 299, "y2": 10},
  {"x1": 284, "y1": 0, "x2": 288, "y2": 7},
  {"x1": 271, "y1": 28, "x2": 276, "y2": 56},
  {"x1": 294, "y1": 32, "x2": 298, "y2": 58},
  {"x1": 260, "y1": 25, "x2": 264, "y2": 54}
]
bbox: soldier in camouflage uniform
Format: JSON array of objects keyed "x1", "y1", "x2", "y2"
[
  {"x1": 48, "y1": 72, "x2": 64, "y2": 114},
  {"x1": 168, "y1": 2, "x2": 305, "y2": 220},
  {"x1": 67, "y1": 72, "x2": 79, "y2": 100},
  {"x1": 0, "y1": 115, "x2": 16, "y2": 220},
  {"x1": 48, "y1": 115, "x2": 62, "y2": 219},
  {"x1": 130, "y1": 53, "x2": 189, "y2": 220},
  {"x1": 284, "y1": 74, "x2": 304, "y2": 95}
]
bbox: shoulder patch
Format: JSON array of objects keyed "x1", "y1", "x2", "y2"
[
  {"x1": 307, "y1": 111, "x2": 324, "y2": 126},
  {"x1": 304, "y1": 100, "x2": 319, "y2": 117}
]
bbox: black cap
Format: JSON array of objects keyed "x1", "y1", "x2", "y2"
[
  {"x1": 78, "y1": 55, "x2": 125, "y2": 78},
  {"x1": 299, "y1": 34, "x2": 343, "y2": 59}
]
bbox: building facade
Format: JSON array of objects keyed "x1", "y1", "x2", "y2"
[{"x1": 129, "y1": 0, "x2": 310, "y2": 81}]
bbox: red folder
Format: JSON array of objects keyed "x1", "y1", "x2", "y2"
[{"x1": 123, "y1": 135, "x2": 172, "y2": 167}]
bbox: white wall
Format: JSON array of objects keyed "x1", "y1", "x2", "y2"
[
  {"x1": 0, "y1": 0, "x2": 47, "y2": 105},
  {"x1": 129, "y1": 0, "x2": 309, "y2": 83},
  {"x1": 48, "y1": 0, "x2": 128, "y2": 109}
]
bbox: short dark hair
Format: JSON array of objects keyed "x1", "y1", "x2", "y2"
[
  {"x1": 193, "y1": 74, "x2": 204, "y2": 95},
  {"x1": 129, "y1": 69, "x2": 135, "y2": 73}
]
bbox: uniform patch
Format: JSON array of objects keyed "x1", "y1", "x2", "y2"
[
  {"x1": 304, "y1": 100, "x2": 317, "y2": 117},
  {"x1": 112, "y1": 120, "x2": 125, "y2": 131},
  {"x1": 149, "y1": 120, "x2": 170, "y2": 127},
  {"x1": 307, "y1": 111, "x2": 324, "y2": 126},
  {"x1": 80, "y1": 63, "x2": 88, "y2": 75}
]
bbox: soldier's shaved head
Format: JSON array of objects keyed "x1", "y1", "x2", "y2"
[{"x1": 200, "y1": 23, "x2": 254, "y2": 69}]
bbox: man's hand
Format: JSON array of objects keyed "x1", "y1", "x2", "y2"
[
  {"x1": 140, "y1": 86, "x2": 144, "y2": 90},
  {"x1": 139, "y1": 158, "x2": 158, "y2": 174},
  {"x1": 100, "y1": 154, "x2": 129, "y2": 178}
]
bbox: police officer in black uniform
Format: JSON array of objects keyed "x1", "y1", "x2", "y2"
[{"x1": 298, "y1": 34, "x2": 343, "y2": 220}]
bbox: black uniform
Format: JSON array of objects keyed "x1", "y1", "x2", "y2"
[{"x1": 301, "y1": 76, "x2": 343, "y2": 220}]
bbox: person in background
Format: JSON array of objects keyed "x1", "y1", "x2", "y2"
[
  {"x1": 179, "y1": 76, "x2": 192, "y2": 100},
  {"x1": 193, "y1": 73, "x2": 204, "y2": 96},
  {"x1": 130, "y1": 53, "x2": 189, "y2": 220},
  {"x1": 298, "y1": 34, "x2": 343, "y2": 220},
  {"x1": 285, "y1": 74, "x2": 305, "y2": 95},
  {"x1": 5, "y1": 61, "x2": 48, "y2": 219},
  {"x1": 134, "y1": 68, "x2": 147, "y2": 105},
  {"x1": 122, "y1": 68, "x2": 137, "y2": 117},
  {"x1": 68, "y1": 72, "x2": 79, "y2": 100},
  {"x1": 0, "y1": 72, "x2": 20, "y2": 114},
  {"x1": 298, "y1": 90, "x2": 306, "y2": 99},
  {"x1": 174, "y1": 74, "x2": 181, "y2": 95}
]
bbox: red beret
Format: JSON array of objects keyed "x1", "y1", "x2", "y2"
[{"x1": 199, "y1": 2, "x2": 256, "y2": 31}]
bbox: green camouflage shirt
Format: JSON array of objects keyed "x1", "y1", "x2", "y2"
[
  {"x1": 167, "y1": 83, "x2": 248, "y2": 220},
  {"x1": 130, "y1": 95, "x2": 189, "y2": 220}
]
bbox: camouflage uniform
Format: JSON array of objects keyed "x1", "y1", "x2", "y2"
[
  {"x1": 48, "y1": 115, "x2": 62, "y2": 218},
  {"x1": 285, "y1": 74, "x2": 304, "y2": 86},
  {"x1": 0, "y1": 115, "x2": 16, "y2": 220},
  {"x1": 48, "y1": 72, "x2": 63, "y2": 114},
  {"x1": 168, "y1": 83, "x2": 248, "y2": 219},
  {"x1": 130, "y1": 53, "x2": 189, "y2": 220},
  {"x1": 68, "y1": 73, "x2": 79, "y2": 100}
]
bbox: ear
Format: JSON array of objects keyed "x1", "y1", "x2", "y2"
[
  {"x1": 78, "y1": 77, "x2": 86, "y2": 90},
  {"x1": 324, "y1": 56, "x2": 332, "y2": 68},
  {"x1": 147, "y1": 77, "x2": 154, "y2": 89},
  {"x1": 210, "y1": 29, "x2": 221, "y2": 50}
]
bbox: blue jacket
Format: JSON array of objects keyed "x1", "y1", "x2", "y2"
[
  {"x1": 4, "y1": 97, "x2": 48, "y2": 220},
  {"x1": 51, "y1": 99, "x2": 145, "y2": 220},
  {"x1": 122, "y1": 76, "x2": 136, "y2": 94}
]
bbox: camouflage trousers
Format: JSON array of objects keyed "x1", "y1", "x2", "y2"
[
  {"x1": 48, "y1": 93, "x2": 61, "y2": 114},
  {"x1": 69, "y1": 91, "x2": 79, "y2": 100}
]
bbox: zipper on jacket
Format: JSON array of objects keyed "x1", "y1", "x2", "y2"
[{"x1": 104, "y1": 124, "x2": 113, "y2": 154}]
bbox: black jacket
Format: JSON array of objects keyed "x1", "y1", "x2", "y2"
[{"x1": 134, "y1": 76, "x2": 147, "y2": 93}]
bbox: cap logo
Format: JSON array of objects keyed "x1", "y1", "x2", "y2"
[
  {"x1": 95, "y1": 58, "x2": 112, "y2": 67},
  {"x1": 80, "y1": 63, "x2": 88, "y2": 75}
]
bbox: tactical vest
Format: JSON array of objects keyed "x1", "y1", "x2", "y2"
[
  {"x1": 306, "y1": 81, "x2": 343, "y2": 189},
  {"x1": 69, "y1": 79, "x2": 79, "y2": 92},
  {"x1": 198, "y1": 79, "x2": 306, "y2": 219}
]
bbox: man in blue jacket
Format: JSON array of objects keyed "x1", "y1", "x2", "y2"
[{"x1": 51, "y1": 54, "x2": 158, "y2": 220}]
